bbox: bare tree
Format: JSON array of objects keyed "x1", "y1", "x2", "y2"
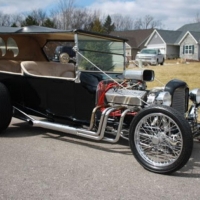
[
  {"x1": 111, "y1": 14, "x2": 134, "y2": 30},
  {"x1": 10, "y1": 14, "x2": 24, "y2": 27},
  {"x1": 50, "y1": 1, "x2": 102, "y2": 31},
  {"x1": 30, "y1": 9, "x2": 47, "y2": 25},
  {"x1": 142, "y1": 15, "x2": 154, "y2": 29},
  {"x1": 133, "y1": 18, "x2": 142, "y2": 30},
  {"x1": 134, "y1": 15, "x2": 163, "y2": 29},
  {"x1": 69, "y1": 8, "x2": 101, "y2": 30},
  {"x1": 0, "y1": 12, "x2": 11, "y2": 26},
  {"x1": 52, "y1": 0, "x2": 76, "y2": 29}
]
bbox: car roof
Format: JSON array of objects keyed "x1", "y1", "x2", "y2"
[{"x1": 0, "y1": 25, "x2": 127, "y2": 42}]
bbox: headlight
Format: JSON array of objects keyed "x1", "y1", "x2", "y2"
[
  {"x1": 189, "y1": 88, "x2": 200, "y2": 104},
  {"x1": 156, "y1": 91, "x2": 171, "y2": 106}
]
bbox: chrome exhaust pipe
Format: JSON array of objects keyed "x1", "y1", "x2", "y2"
[{"x1": 13, "y1": 106, "x2": 130, "y2": 143}]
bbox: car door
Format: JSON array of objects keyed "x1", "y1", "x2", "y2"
[{"x1": 22, "y1": 76, "x2": 75, "y2": 119}]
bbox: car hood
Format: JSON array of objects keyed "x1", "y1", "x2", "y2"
[{"x1": 137, "y1": 53, "x2": 156, "y2": 57}]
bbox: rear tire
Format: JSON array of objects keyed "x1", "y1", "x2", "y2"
[
  {"x1": 129, "y1": 105, "x2": 193, "y2": 174},
  {"x1": 0, "y1": 83, "x2": 12, "y2": 133}
]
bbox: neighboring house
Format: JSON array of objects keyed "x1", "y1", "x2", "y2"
[
  {"x1": 145, "y1": 22, "x2": 200, "y2": 60},
  {"x1": 178, "y1": 31, "x2": 200, "y2": 61},
  {"x1": 177, "y1": 22, "x2": 200, "y2": 32},
  {"x1": 176, "y1": 23, "x2": 200, "y2": 60},
  {"x1": 145, "y1": 29, "x2": 182, "y2": 59},
  {"x1": 111, "y1": 22, "x2": 200, "y2": 61},
  {"x1": 110, "y1": 29, "x2": 154, "y2": 61}
]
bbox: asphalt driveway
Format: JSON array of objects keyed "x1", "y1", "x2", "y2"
[{"x1": 0, "y1": 118, "x2": 200, "y2": 200}]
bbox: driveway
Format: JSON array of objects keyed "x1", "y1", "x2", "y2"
[{"x1": 0, "y1": 118, "x2": 200, "y2": 200}]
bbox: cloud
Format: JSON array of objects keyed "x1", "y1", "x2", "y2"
[
  {"x1": 0, "y1": 0, "x2": 199, "y2": 30},
  {"x1": 87, "y1": 0, "x2": 200, "y2": 30},
  {"x1": 0, "y1": 0, "x2": 55, "y2": 14}
]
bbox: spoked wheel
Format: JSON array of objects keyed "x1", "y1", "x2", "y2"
[{"x1": 129, "y1": 105, "x2": 193, "y2": 174}]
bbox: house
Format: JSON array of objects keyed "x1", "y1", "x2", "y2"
[
  {"x1": 110, "y1": 29, "x2": 154, "y2": 61},
  {"x1": 145, "y1": 29, "x2": 182, "y2": 59},
  {"x1": 111, "y1": 22, "x2": 200, "y2": 61},
  {"x1": 145, "y1": 26, "x2": 200, "y2": 60}
]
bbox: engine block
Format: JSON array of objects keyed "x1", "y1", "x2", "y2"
[{"x1": 105, "y1": 88, "x2": 147, "y2": 106}]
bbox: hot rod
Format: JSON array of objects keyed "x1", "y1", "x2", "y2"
[{"x1": 0, "y1": 26, "x2": 199, "y2": 174}]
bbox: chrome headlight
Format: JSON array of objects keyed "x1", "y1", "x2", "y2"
[
  {"x1": 189, "y1": 88, "x2": 200, "y2": 104},
  {"x1": 156, "y1": 91, "x2": 171, "y2": 106}
]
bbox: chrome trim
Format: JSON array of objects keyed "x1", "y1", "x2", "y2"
[{"x1": 14, "y1": 106, "x2": 132, "y2": 143}]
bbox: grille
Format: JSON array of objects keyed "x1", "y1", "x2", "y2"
[{"x1": 171, "y1": 88, "x2": 187, "y2": 115}]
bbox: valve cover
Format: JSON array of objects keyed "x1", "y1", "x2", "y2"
[{"x1": 105, "y1": 88, "x2": 147, "y2": 106}]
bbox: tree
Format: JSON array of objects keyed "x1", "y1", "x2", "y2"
[
  {"x1": 80, "y1": 40, "x2": 113, "y2": 71},
  {"x1": 103, "y1": 15, "x2": 115, "y2": 34},
  {"x1": 43, "y1": 18, "x2": 56, "y2": 28},
  {"x1": 11, "y1": 14, "x2": 24, "y2": 27},
  {"x1": 111, "y1": 14, "x2": 134, "y2": 30},
  {"x1": 30, "y1": 9, "x2": 46, "y2": 25},
  {"x1": 79, "y1": 18, "x2": 113, "y2": 71},
  {"x1": 90, "y1": 18, "x2": 104, "y2": 33},
  {"x1": 133, "y1": 15, "x2": 163, "y2": 29},
  {"x1": 21, "y1": 15, "x2": 38, "y2": 26},
  {"x1": 0, "y1": 12, "x2": 11, "y2": 26},
  {"x1": 52, "y1": 0, "x2": 75, "y2": 29}
]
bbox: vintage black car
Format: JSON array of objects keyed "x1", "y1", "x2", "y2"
[{"x1": 0, "y1": 25, "x2": 199, "y2": 174}]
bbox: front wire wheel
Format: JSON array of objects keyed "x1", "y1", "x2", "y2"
[{"x1": 129, "y1": 105, "x2": 193, "y2": 174}]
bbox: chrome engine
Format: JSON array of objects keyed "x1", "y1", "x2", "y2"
[
  {"x1": 105, "y1": 89, "x2": 147, "y2": 107},
  {"x1": 96, "y1": 69, "x2": 200, "y2": 137}
]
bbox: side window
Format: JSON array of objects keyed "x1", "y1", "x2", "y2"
[
  {"x1": 7, "y1": 38, "x2": 19, "y2": 57},
  {"x1": 43, "y1": 41, "x2": 75, "y2": 62},
  {"x1": 0, "y1": 37, "x2": 6, "y2": 56}
]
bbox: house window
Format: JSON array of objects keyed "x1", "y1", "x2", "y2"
[{"x1": 183, "y1": 45, "x2": 194, "y2": 54}]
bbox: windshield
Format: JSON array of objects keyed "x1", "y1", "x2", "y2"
[
  {"x1": 140, "y1": 49, "x2": 157, "y2": 54},
  {"x1": 76, "y1": 34, "x2": 125, "y2": 72}
]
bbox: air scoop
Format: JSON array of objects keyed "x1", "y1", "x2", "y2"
[{"x1": 124, "y1": 69, "x2": 154, "y2": 82}]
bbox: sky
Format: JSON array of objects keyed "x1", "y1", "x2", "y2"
[{"x1": 0, "y1": 0, "x2": 200, "y2": 30}]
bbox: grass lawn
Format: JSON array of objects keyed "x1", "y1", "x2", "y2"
[
  {"x1": 127, "y1": 59, "x2": 200, "y2": 120},
  {"x1": 144, "y1": 60, "x2": 200, "y2": 90}
]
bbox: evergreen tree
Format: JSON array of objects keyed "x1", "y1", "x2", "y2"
[
  {"x1": 103, "y1": 15, "x2": 115, "y2": 34},
  {"x1": 80, "y1": 17, "x2": 114, "y2": 71},
  {"x1": 11, "y1": 23, "x2": 17, "y2": 27},
  {"x1": 90, "y1": 18, "x2": 104, "y2": 33},
  {"x1": 21, "y1": 15, "x2": 38, "y2": 26},
  {"x1": 80, "y1": 40, "x2": 113, "y2": 71},
  {"x1": 43, "y1": 18, "x2": 56, "y2": 28}
]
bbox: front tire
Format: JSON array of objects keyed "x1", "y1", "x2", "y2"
[
  {"x1": 129, "y1": 105, "x2": 193, "y2": 174},
  {"x1": 160, "y1": 58, "x2": 165, "y2": 65},
  {"x1": 0, "y1": 83, "x2": 12, "y2": 133}
]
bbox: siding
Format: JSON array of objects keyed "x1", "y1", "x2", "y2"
[
  {"x1": 180, "y1": 34, "x2": 198, "y2": 60},
  {"x1": 148, "y1": 32, "x2": 164, "y2": 45}
]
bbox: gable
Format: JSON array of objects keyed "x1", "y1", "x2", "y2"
[
  {"x1": 148, "y1": 32, "x2": 164, "y2": 45},
  {"x1": 178, "y1": 31, "x2": 198, "y2": 45}
]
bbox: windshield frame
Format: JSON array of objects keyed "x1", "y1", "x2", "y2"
[{"x1": 75, "y1": 31, "x2": 127, "y2": 73}]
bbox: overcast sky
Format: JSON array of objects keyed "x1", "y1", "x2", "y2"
[{"x1": 0, "y1": 0, "x2": 199, "y2": 30}]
